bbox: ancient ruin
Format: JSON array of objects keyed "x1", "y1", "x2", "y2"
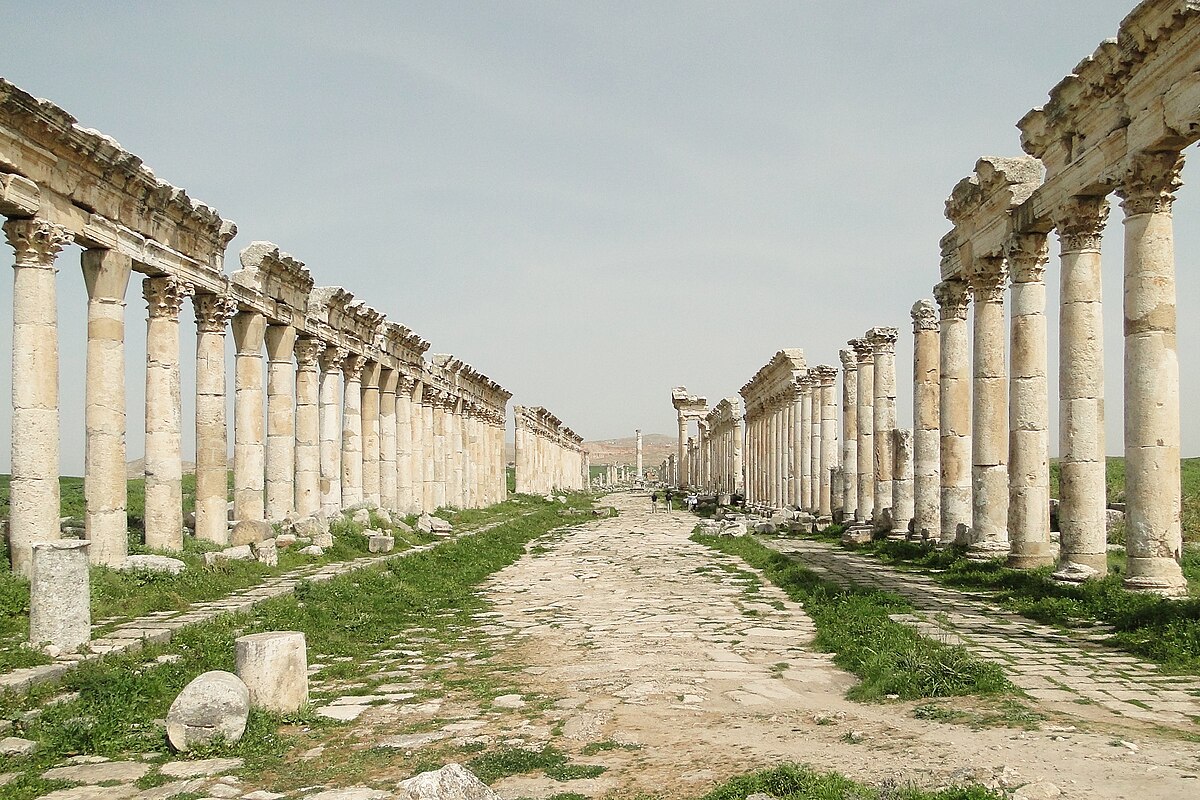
[{"x1": 512, "y1": 405, "x2": 588, "y2": 494}]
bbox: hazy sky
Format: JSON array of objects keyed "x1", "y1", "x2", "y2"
[{"x1": 2, "y1": 1, "x2": 1198, "y2": 475}]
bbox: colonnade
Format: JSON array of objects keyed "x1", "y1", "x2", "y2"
[
  {"x1": 1, "y1": 79, "x2": 510, "y2": 575},
  {"x1": 703, "y1": 398, "x2": 744, "y2": 499},
  {"x1": 671, "y1": 387, "x2": 708, "y2": 489},
  {"x1": 512, "y1": 405, "x2": 588, "y2": 494}
]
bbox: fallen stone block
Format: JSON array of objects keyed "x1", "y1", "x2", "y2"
[
  {"x1": 368, "y1": 534, "x2": 395, "y2": 554},
  {"x1": 396, "y1": 763, "x2": 499, "y2": 800},
  {"x1": 312, "y1": 531, "x2": 334, "y2": 548},
  {"x1": 753, "y1": 522, "x2": 778, "y2": 535},
  {"x1": 350, "y1": 508, "x2": 372, "y2": 526},
  {"x1": 841, "y1": 527, "x2": 873, "y2": 546},
  {"x1": 235, "y1": 632, "x2": 308, "y2": 714},
  {"x1": 120, "y1": 555, "x2": 186, "y2": 576},
  {"x1": 0, "y1": 736, "x2": 37, "y2": 756},
  {"x1": 252, "y1": 538, "x2": 278, "y2": 567},
  {"x1": 166, "y1": 670, "x2": 249, "y2": 751},
  {"x1": 230, "y1": 519, "x2": 272, "y2": 547},
  {"x1": 275, "y1": 533, "x2": 297, "y2": 548},
  {"x1": 298, "y1": 545, "x2": 324, "y2": 556}
]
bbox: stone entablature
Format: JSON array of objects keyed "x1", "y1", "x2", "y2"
[
  {"x1": 0, "y1": 78, "x2": 513, "y2": 573},
  {"x1": 671, "y1": 386, "x2": 709, "y2": 489},
  {"x1": 704, "y1": 398, "x2": 744, "y2": 498},
  {"x1": 739, "y1": 350, "x2": 807, "y2": 510}
]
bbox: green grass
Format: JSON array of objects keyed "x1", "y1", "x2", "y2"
[
  {"x1": 465, "y1": 745, "x2": 605, "y2": 783},
  {"x1": 0, "y1": 493, "x2": 596, "y2": 798},
  {"x1": 693, "y1": 533, "x2": 1012, "y2": 701},
  {"x1": 1048, "y1": 456, "x2": 1200, "y2": 543},
  {"x1": 699, "y1": 763, "x2": 1000, "y2": 800}
]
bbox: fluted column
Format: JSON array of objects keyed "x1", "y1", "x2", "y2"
[
  {"x1": 341, "y1": 353, "x2": 366, "y2": 507},
  {"x1": 839, "y1": 349, "x2": 858, "y2": 521},
  {"x1": 81, "y1": 248, "x2": 133, "y2": 565},
  {"x1": 967, "y1": 257, "x2": 1009, "y2": 559},
  {"x1": 360, "y1": 361, "x2": 381, "y2": 507},
  {"x1": 934, "y1": 279, "x2": 971, "y2": 547},
  {"x1": 232, "y1": 310, "x2": 266, "y2": 522},
  {"x1": 143, "y1": 276, "x2": 193, "y2": 551},
  {"x1": 1118, "y1": 151, "x2": 1187, "y2": 596},
  {"x1": 293, "y1": 336, "x2": 322, "y2": 517},
  {"x1": 379, "y1": 368, "x2": 398, "y2": 510},
  {"x1": 816, "y1": 365, "x2": 838, "y2": 518},
  {"x1": 809, "y1": 373, "x2": 822, "y2": 512},
  {"x1": 1007, "y1": 234, "x2": 1053, "y2": 568},
  {"x1": 798, "y1": 382, "x2": 812, "y2": 510},
  {"x1": 264, "y1": 323, "x2": 297, "y2": 520},
  {"x1": 194, "y1": 293, "x2": 238, "y2": 543},
  {"x1": 1053, "y1": 197, "x2": 1109, "y2": 581},
  {"x1": 5, "y1": 219, "x2": 72, "y2": 574},
  {"x1": 318, "y1": 347, "x2": 345, "y2": 516},
  {"x1": 869, "y1": 327, "x2": 898, "y2": 526},
  {"x1": 851, "y1": 338, "x2": 875, "y2": 523},
  {"x1": 910, "y1": 300, "x2": 940, "y2": 542},
  {"x1": 396, "y1": 377, "x2": 415, "y2": 512}
]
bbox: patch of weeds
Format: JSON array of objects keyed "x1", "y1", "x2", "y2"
[
  {"x1": 548, "y1": 794, "x2": 590, "y2": 800},
  {"x1": 700, "y1": 762, "x2": 1001, "y2": 800},
  {"x1": 694, "y1": 533, "x2": 1012, "y2": 701},
  {"x1": 913, "y1": 703, "x2": 969, "y2": 724},
  {"x1": 545, "y1": 762, "x2": 607, "y2": 781}
]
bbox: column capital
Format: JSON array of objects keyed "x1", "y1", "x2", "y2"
[
  {"x1": 838, "y1": 347, "x2": 858, "y2": 372},
  {"x1": 1007, "y1": 232, "x2": 1049, "y2": 284},
  {"x1": 933, "y1": 278, "x2": 970, "y2": 321},
  {"x1": 143, "y1": 276, "x2": 194, "y2": 319},
  {"x1": 193, "y1": 292, "x2": 238, "y2": 333},
  {"x1": 341, "y1": 353, "x2": 367, "y2": 380},
  {"x1": 294, "y1": 335, "x2": 323, "y2": 368},
  {"x1": 911, "y1": 298, "x2": 939, "y2": 332},
  {"x1": 866, "y1": 326, "x2": 898, "y2": 353},
  {"x1": 319, "y1": 345, "x2": 348, "y2": 373},
  {"x1": 849, "y1": 337, "x2": 874, "y2": 364},
  {"x1": 966, "y1": 256, "x2": 1007, "y2": 303},
  {"x1": 1118, "y1": 150, "x2": 1185, "y2": 216},
  {"x1": 4, "y1": 218, "x2": 72, "y2": 266},
  {"x1": 1054, "y1": 195, "x2": 1109, "y2": 252},
  {"x1": 813, "y1": 364, "x2": 838, "y2": 387}
]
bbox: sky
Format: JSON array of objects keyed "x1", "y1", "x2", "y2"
[{"x1": 1, "y1": 1, "x2": 1198, "y2": 475}]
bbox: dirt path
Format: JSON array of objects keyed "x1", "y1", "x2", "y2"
[{"x1": 473, "y1": 493, "x2": 1200, "y2": 799}]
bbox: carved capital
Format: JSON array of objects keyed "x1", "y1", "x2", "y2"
[
  {"x1": 838, "y1": 348, "x2": 858, "y2": 372},
  {"x1": 319, "y1": 346, "x2": 347, "y2": 373},
  {"x1": 341, "y1": 353, "x2": 367, "y2": 381},
  {"x1": 1054, "y1": 195, "x2": 1109, "y2": 253},
  {"x1": 849, "y1": 337, "x2": 874, "y2": 364},
  {"x1": 866, "y1": 326, "x2": 899, "y2": 354},
  {"x1": 966, "y1": 256, "x2": 1007, "y2": 303},
  {"x1": 813, "y1": 364, "x2": 838, "y2": 386},
  {"x1": 1118, "y1": 151, "x2": 1185, "y2": 216},
  {"x1": 193, "y1": 292, "x2": 238, "y2": 333},
  {"x1": 294, "y1": 335, "x2": 323, "y2": 368},
  {"x1": 910, "y1": 299, "x2": 939, "y2": 332},
  {"x1": 143, "y1": 276, "x2": 194, "y2": 319},
  {"x1": 4, "y1": 218, "x2": 72, "y2": 266},
  {"x1": 1007, "y1": 233, "x2": 1049, "y2": 284},
  {"x1": 933, "y1": 279, "x2": 970, "y2": 321}
]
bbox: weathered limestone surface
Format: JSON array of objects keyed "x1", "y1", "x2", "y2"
[
  {"x1": 934, "y1": 279, "x2": 971, "y2": 547},
  {"x1": 910, "y1": 300, "x2": 940, "y2": 542},
  {"x1": 891, "y1": 428, "x2": 915, "y2": 538},
  {"x1": 839, "y1": 348, "x2": 858, "y2": 520},
  {"x1": 851, "y1": 338, "x2": 874, "y2": 523},
  {"x1": 868, "y1": 327, "x2": 898, "y2": 527},
  {"x1": 318, "y1": 347, "x2": 346, "y2": 517},
  {"x1": 265, "y1": 323, "x2": 298, "y2": 520},
  {"x1": 194, "y1": 293, "x2": 238, "y2": 545},
  {"x1": 166, "y1": 670, "x2": 250, "y2": 751},
  {"x1": 967, "y1": 258, "x2": 1009, "y2": 558},
  {"x1": 28, "y1": 540, "x2": 90, "y2": 653},
  {"x1": 234, "y1": 631, "x2": 308, "y2": 713},
  {"x1": 233, "y1": 310, "x2": 267, "y2": 522},
  {"x1": 294, "y1": 336, "x2": 323, "y2": 517}
]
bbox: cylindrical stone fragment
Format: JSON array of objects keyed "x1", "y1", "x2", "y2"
[
  {"x1": 911, "y1": 299, "x2": 940, "y2": 542},
  {"x1": 294, "y1": 336, "x2": 322, "y2": 517},
  {"x1": 934, "y1": 279, "x2": 971, "y2": 547},
  {"x1": 264, "y1": 324, "x2": 297, "y2": 520},
  {"x1": 968, "y1": 258, "x2": 1009, "y2": 559},
  {"x1": 232, "y1": 310, "x2": 266, "y2": 522},
  {"x1": 29, "y1": 539, "x2": 91, "y2": 653},
  {"x1": 839, "y1": 349, "x2": 859, "y2": 520},
  {"x1": 194, "y1": 293, "x2": 238, "y2": 544},
  {"x1": 234, "y1": 631, "x2": 308, "y2": 713},
  {"x1": 851, "y1": 338, "x2": 875, "y2": 523}
]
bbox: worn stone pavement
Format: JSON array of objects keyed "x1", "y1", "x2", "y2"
[{"x1": 757, "y1": 535, "x2": 1200, "y2": 730}]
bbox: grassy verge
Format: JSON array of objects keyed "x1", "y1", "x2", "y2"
[
  {"x1": 0, "y1": 493, "x2": 596, "y2": 799},
  {"x1": 700, "y1": 763, "x2": 999, "y2": 800},
  {"x1": 692, "y1": 532, "x2": 1011, "y2": 701},
  {"x1": 839, "y1": 535, "x2": 1200, "y2": 675}
]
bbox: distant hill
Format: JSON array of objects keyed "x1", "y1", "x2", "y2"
[{"x1": 505, "y1": 433, "x2": 676, "y2": 467}]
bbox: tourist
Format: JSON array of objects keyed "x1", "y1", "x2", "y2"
[
  {"x1": 664, "y1": 488, "x2": 674, "y2": 511},
  {"x1": 651, "y1": 492, "x2": 659, "y2": 513}
]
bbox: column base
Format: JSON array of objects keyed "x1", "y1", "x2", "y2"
[
  {"x1": 1123, "y1": 557, "x2": 1188, "y2": 597},
  {"x1": 1051, "y1": 558, "x2": 1105, "y2": 585},
  {"x1": 1007, "y1": 547, "x2": 1055, "y2": 570},
  {"x1": 965, "y1": 540, "x2": 1010, "y2": 561}
]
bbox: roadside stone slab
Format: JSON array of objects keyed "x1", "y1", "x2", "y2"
[{"x1": 43, "y1": 759, "x2": 151, "y2": 783}]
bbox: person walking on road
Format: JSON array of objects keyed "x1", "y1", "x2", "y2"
[
  {"x1": 664, "y1": 488, "x2": 674, "y2": 512},
  {"x1": 650, "y1": 492, "x2": 659, "y2": 513}
]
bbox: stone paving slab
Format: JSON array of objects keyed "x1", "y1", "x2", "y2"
[{"x1": 758, "y1": 535, "x2": 1200, "y2": 729}]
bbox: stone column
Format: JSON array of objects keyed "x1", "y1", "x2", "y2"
[
  {"x1": 396, "y1": 376, "x2": 415, "y2": 513},
  {"x1": 379, "y1": 368, "x2": 398, "y2": 511},
  {"x1": 340, "y1": 353, "x2": 366, "y2": 507},
  {"x1": 934, "y1": 279, "x2": 972, "y2": 547},
  {"x1": 817, "y1": 365, "x2": 838, "y2": 519},
  {"x1": 264, "y1": 323, "x2": 297, "y2": 520},
  {"x1": 810, "y1": 374, "x2": 822, "y2": 511},
  {"x1": 636, "y1": 429, "x2": 643, "y2": 481},
  {"x1": 293, "y1": 336, "x2": 322, "y2": 517},
  {"x1": 892, "y1": 428, "x2": 915, "y2": 537},
  {"x1": 798, "y1": 382, "x2": 812, "y2": 510},
  {"x1": 733, "y1": 416, "x2": 744, "y2": 495},
  {"x1": 450, "y1": 398, "x2": 464, "y2": 506},
  {"x1": 768, "y1": 409, "x2": 779, "y2": 507},
  {"x1": 81, "y1": 248, "x2": 133, "y2": 565},
  {"x1": 1117, "y1": 151, "x2": 1187, "y2": 596},
  {"x1": 29, "y1": 539, "x2": 90, "y2": 653},
  {"x1": 1053, "y1": 197, "x2": 1109, "y2": 581},
  {"x1": 910, "y1": 300, "x2": 940, "y2": 542},
  {"x1": 839, "y1": 349, "x2": 859, "y2": 521},
  {"x1": 432, "y1": 393, "x2": 447, "y2": 508},
  {"x1": 318, "y1": 347, "x2": 345, "y2": 516},
  {"x1": 5, "y1": 219, "x2": 72, "y2": 575},
  {"x1": 232, "y1": 309, "x2": 266, "y2": 522},
  {"x1": 869, "y1": 327, "x2": 898, "y2": 526},
  {"x1": 967, "y1": 257, "x2": 1009, "y2": 559},
  {"x1": 143, "y1": 276, "x2": 193, "y2": 551},
  {"x1": 851, "y1": 338, "x2": 875, "y2": 523},
  {"x1": 360, "y1": 361, "x2": 381, "y2": 507},
  {"x1": 677, "y1": 415, "x2": 688, "y2": 489},
  {"x1": 1007, "y1": 234, "x2": 1054, "y2": 568},
  {"x1": 514, "y1": 414, "x2": 527, "y2": 494},
  {"x1": 193, "y1": 293, "x2": 238, "y2": 544}
]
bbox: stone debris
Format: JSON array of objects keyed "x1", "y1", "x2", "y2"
[
  {"x1": 253, "y1": 537, "x2": 279, "y2": 567},
  {"x1": 230, "y1": 519, "x2": 273, "y2": 547},
  {"x1": 42, "y1": 759, "x2": 151, "y2": 783},
  {"x1": 299, "y1": 545, "x2": 325, "y2": 556},
  {"x1": 166, "y1": 670, "x2": 250, "y2": 751},
  {"x1": 120, "y1": 555, "x2": 187, "y2": 575},
  {"x1": 0, "y1": 735, "x2": 38, "y2": 756},
  {"x1": 236, "y1": 631, "x2": 309, "y2": 713},
  {"x1": 396, "y1": 763, "x2": 499, "y2": 800},
  {"x1": 368, "y1": 533, "x2": 396, "y2": 553}
]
